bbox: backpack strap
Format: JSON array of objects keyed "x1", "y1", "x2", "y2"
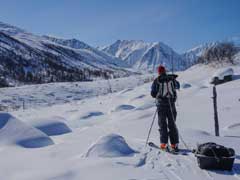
[
  {"x1": 156, "y1": 75, "x2": 177, "y2": 99},
  {"x1": 166, "y1": 81, "x2": 175, "y2": 98},
  {"x1": 156, "y1": 81, "x2": 165, "y2": 99}
]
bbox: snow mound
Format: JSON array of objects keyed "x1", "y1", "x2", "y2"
[
  {"x1": 32, "y1": 116, "x2": 72, "y2": 136},
  {"x1": 119, "y1": 88, "x2": 134, "y2": 94},
  {"x1": 85, "y1": 134, "x2": 136, "y2": 158},
  {"x1": 80, "y1": 111, "x2": 104, "y2": 120},
  {"x1": 114, "y1": 105, "x2": 135, "y2": 111},
  {"x1": 226, "y1": 123, "x2": 240, "y2": 130},
  {"x1": 223, "y1": 123, "x2": 240, "y2": 137},
  {"x1": 136, "y1": 103, "x2": 154, "y2": 110},
  {"x1": 131, "y1": 94, "x2": 146, "y2": 101},
  {"x1": 212, "y1": 67, "x2": 234, "y2": 81},
  {"x1": 0, "y1": 113, "x2": 54, "y2": 148},
  {"x1": 181, "y1": 83, "x2": 192, "y2": 89}
]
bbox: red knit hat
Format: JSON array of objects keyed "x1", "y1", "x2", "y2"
[{"x1": 158, "y1": 65, "x2": 166, "y2": 74}]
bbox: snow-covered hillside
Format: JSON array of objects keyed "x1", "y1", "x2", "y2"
[
  {"x1": 0, "y1": 64, "x2": 240, "y2": 180},
  {"x1": 0, "y1": 22, "x2": 131, "y2": 87},
  {"x1": 183, "y1": 37, "x2": 240, "y2": 65},
  {"x1": 182, "y1": 42, "x2": 218, "y2": 66},
  {"x1": 42, "y1": 35, "x2": 129, "y2": 68},
  {"x1": 42, "y1": 35, "x2": 93, "y2": 50},
  {"x1": 100, "y1": 40, "x2": 187, "y2": 72}
]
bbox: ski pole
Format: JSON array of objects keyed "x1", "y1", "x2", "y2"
[
  {"x1": 145, "y1": 108, "x2": 158, "y2": 147},
  {"x1": 168, "y1": 98, "x2": 190, "y2": 151}
]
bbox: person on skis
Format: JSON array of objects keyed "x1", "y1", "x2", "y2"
[{"x1": 151, "y1": 65, "x2": 180, "y2": 152}]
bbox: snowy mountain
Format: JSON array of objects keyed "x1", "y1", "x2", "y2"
[
  {"x1": 183, "y1": 37, "x2": 240, "y2": 65},
  {"x1": 182, "y1": 42, "x2": 219, "y2": 66},
  {"x1": 0, "y1": 22, "x2": 131, "y2": 87},
  {"x1": 42, "y1": 35, "x2": 129, "y2": 68},
  {"x1": 100, "y1": 40, "x2": 187, "y2": 72},
  {"x1": 42, "y1": 35, "x2": 93, "y2": 50},
  {"x1": 0, "y1": 21, "x2": 30, "y2": 36}
]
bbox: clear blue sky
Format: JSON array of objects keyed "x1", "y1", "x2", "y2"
[{"x1": 1, "y1": 0, "x2": 240, "y2": 52}]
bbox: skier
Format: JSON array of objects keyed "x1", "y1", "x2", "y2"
[{"x1": 151, "y1": 65, "x2": 180, "y2": 152}]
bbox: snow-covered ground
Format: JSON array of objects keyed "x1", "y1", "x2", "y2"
[
  {"x1": 0, "y1": 74, "x2": 153, "y2": 111},
  {"x1": 0, "y1": 64, "x2": 240, "y2": 180}
]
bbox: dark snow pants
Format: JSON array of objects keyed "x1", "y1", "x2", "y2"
[{"x1": 157, "y1": 102, "x2": 179, "y2": 144}]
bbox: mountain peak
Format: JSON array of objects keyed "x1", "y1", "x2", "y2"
[
  {"x1": 42, "y1": 35, "x2": 91, "y2": 50},
  {"x1": 101, "y1": 39, "x2": 186, "y2": 72},
  {"x1": 117, "y1": 39, "x2": 145, "y2": 43},
  {"x1": 0, "y1": 21, "x2": 27, "y2": 36},
  {"x1": 183, "y1": 39, "x2": 240, "y2": 66}
]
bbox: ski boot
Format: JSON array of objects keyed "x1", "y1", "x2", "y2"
[
  {"x1": 160, "y1": 143, "x2": 169, "y2": 152},
  {"x1": 170, "y1": 144, "x2": 179, "y2": 153}
]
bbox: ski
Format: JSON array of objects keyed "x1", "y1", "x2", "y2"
[{"x1": 148, "y1": 142, "x2": 189, "y2": 155}]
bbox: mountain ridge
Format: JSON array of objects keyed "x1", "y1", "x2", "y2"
[
  {"x1": 1, "y1": 21, "x2": 239, "y2": 88},
  {"x1": 0, "y1": 21, "x2": 132, "y2": 87},
  {"x1": 100, "y1": 39, "x2": 187, "y2": 72}
]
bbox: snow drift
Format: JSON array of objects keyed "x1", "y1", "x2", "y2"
[
  {"x1": 212, "y1": 67, "x2": 234, "y2": 81},
  {"x1": 80, "y1": 111, "x2": 104, "y2": 120},
  {"x1": 114, "y1": 104, "x2": 136, "y2": 112},
  {"x1": 0, "y1": 113, "x2": 54, "y2": 148},
  {"x1": 181, "y1": 83, "x2": 192, "y2": 89},
  {"x1": 31, "y1": 116, "x2": 72, "y2": 136},
  {"x1": 85, "y1": 134, "x2": 136, "y2": 158}
]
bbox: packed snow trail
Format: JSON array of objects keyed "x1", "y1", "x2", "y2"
[{"x1": 130, "y1": 141, "x2": 240, "y2": 180}]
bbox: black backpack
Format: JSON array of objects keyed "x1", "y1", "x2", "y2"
[
  {"x1": 194, "y1": 142, "x2": 235, "y2": 170},
  {"x1": 196, "y1": 142, "x2": 235, "y2": 157}
]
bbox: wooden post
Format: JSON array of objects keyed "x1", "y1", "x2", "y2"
[
  {"x1": 213, "y1": 85, "x2": 219, "y2": 136},
  {"x1": 23, "y1": 100, "x2": 25, "y2": 110}
]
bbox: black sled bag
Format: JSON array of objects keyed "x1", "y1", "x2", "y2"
[{"x1": 194, "y1": 142, "x2": 235, "y2": 171}]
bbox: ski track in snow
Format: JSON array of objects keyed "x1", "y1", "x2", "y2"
[
  {"x1": 137, "y1": 139, "x2": 240, "y2": 180},
  {"x1": 142, "y1": 147, "x2": 213, "y2": 180}
]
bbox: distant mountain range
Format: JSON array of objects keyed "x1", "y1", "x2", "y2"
[
  {"x1": 101, "y1": 39, "x2": 240, "y2": 72},
  {"x1": 0, "y1": 21, "x2": 239, "y2": 87},
  {"x1": 99, "y1": 40, "x2": 187, "y2": 72},
  {"x1": 42, "y1": 35, "x2": 128, "y2": 68},
  {"x1": 182, "y1": 39, "x2": 240, "y2": 65},
  {"x1": 182, "y1": 42, "x2": 219, "y2": 66},
  {"x1": 0, "y1": 21, "x2": 132, "y2": 87}
]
